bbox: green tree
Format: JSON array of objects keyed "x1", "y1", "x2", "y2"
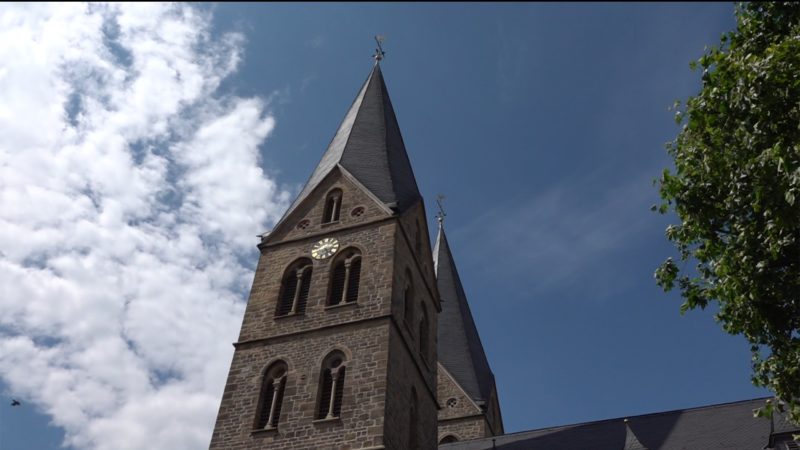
[{"x1": 655, "y1": 2, "x2": 800, "y2": 424}]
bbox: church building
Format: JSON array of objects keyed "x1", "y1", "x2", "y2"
[{"x1": 209, "y1": 58, "x2": 799, "y2": 450}]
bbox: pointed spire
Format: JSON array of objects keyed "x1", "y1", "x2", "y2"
[
  {"x1": 435, "y1": 221, "x2": 496, "y2": 403},
  {"x1": 623, "y1": 419, "x2": 648, "y2": 450},
  {"x1": 276, "y1": 63, "x2": 421, "y2": 225}
]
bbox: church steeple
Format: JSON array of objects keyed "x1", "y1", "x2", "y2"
[
  {"x1": 276, "y1": 62, "x2": 421, "y2": 229},
  {"x1": 434, "y1": 222, "x2": 495, "y2": 404},
  {"x1": 210, "y1": 59, "x2": 439, "y2": 450},
  {"x1": 435, "y1": 220, "x2": 504, "y2": 438}
]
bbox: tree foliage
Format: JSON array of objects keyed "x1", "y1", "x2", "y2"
[{"x1": 655, "y1": 2, "x2": 800, "y2": 424}]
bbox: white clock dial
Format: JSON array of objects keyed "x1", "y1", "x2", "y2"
[{"x1": 312, "y1": 237, "x2": 339, "y2": 260}]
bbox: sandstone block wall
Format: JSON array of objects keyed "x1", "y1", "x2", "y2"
[{"x1": 210, "y1": 320, "x2": 391, "y2": 450}]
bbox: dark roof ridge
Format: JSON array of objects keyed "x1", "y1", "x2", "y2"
[{"x1": 446, "y1": 396, "x2": 774, "y2": 444}]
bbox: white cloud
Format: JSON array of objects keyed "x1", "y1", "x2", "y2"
[{"x1": 0, "y1": 3, "x2": 288, "y2": 449}]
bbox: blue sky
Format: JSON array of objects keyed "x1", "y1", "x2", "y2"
[{"x1": 0, "y1": 3, "x2": 766, "y2": 449}]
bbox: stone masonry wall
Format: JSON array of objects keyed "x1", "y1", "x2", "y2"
[
  {"x1": 209, "y1": 319, "x2": 391, "y2": 450},
  {"x1": 211, "y1": 169, "x2": 442, "y2": 449},
  {"x1": 238, "y1": 171, "x2": 396, "y2": 344},
  {"x1": 266, "y1": 167, "x2": 390, "y2": 245},
  {"x1": 437, "y1": 365, "x2": 481, "y2": 422},
  {"x1": 436, "y1": 364, "x2": 491, "y2": 443},
  {"x1": 380, "y1": 204, "x2": 440, "y2": 449},
  {"x1": 383, "y1": 323, "x2": 438, "y2": 450},
  {"x1": 437, "y1": 417, "x2": 488, "y2": 445},
  {"x1": 390, "y1": 204, "x2": 439, "y2": 393}
]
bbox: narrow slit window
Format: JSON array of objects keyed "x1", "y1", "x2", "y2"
[
  {"x1": 419, "y1": 304, "x2": 429, "y2": 361},
  {"x1": 255, "y1": 361, "x2": 288, "y2": 430},
  {"x1": 403, "y1": 275, "x2": 414, "y2": 327},
  {"x1": 322, "y1": 189, "x2": 343, "y2": 224}
]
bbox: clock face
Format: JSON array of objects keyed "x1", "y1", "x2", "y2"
[{"x1": 311, "y1": 237, "x2": 339, "y2": 260}]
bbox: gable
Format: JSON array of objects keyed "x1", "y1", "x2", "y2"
[
  {"x1": 274, "y1": 63, "x2": 421, "y2": 228},
  {"x1": 438, "y1": 363, "x2": 484, "y2": 421},
  {"x1": 264, "y1": 166, "x2": 392, "y2": 245}
]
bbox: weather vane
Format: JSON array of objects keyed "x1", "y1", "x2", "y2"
[
  {"x1": 435, "y1": 194, "x2": 446, "y2": 224},
  {"x1": 373, "y1": 35, "x2": 385, "y2": 62}
]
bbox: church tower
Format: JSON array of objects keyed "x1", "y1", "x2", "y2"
[{"x1": 209, "y1": 61, "x2": 441, "y2": 449}]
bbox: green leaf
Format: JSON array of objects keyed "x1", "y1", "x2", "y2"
[{"x1": 655, "y1": 1, "x2": 800, "y2": 428}]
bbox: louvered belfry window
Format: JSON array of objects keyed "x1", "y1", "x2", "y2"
[
  {"x1": 317, "y1": 352, "x2": 347, "y2": 419},
  {"x1": 255, "y1": 361, "x2": 288, "y2": 430},
  {"x1": 328, "y1": 249, "x2": 361, "y2": 306},
  {"x1": 322, "y1": 189, "x2": 342, "y2": 224},
  {"x1": 276, "y1": 260, "x2": 312, "y2": 316}
]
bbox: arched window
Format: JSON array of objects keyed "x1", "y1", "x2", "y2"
[
  {"x1": 322, "y1": 189, "x2": 342, "y2": 224},
  {"x1": 316, "y1": 351, "x2": 347, "y2": 420},
  {"x1": 276, "y1": 259, "x2": 313, "y2": 316},
  {"x1": 328, "y1": 248, "x2": 362, "y2": 306},
  {"x1": 409, "y1": 387, "x2": 418, "y2": 448},
  {"x1": 439, "y1": 435, "x2": 459, "y2": 444},
  {"x1": 403, "y1": 271, "x2": 414, "y2": 327},
  {"x1": 419, "y1": 304, "x2": 429, "y2": 362},
  {"x1": 255, "y1": 361, "x2": 288, "y2": 430}
]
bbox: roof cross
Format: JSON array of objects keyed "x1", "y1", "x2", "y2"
[
  {"x1": 373, "y1": 35, "x2": 385, "y2": 62},
  {"x1": 436, "y1": 194, "x2": 447, "y2": 224}
]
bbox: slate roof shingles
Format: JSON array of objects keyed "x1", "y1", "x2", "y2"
[
  {"x1": 440, "y1": 397, "x2": 798, "y2": 450},
  {"x1": 272, "y1": 62, "x2": 421, "y2": 231},
  {"x1": 435, "y1": 223, "x2": 497, "y2": 405}
]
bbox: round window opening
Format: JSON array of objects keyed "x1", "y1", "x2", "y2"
[
  {"x1": 350, "y1": 206, "x2": 365, "y2": 218},
  {"x1": 446, "y1": 398, "x2": 458, "y2": 408},
  {"x1": 297, "y1": 219, "x2": 311, "y2": 230}
]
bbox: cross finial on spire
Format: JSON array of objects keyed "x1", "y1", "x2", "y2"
[
  {"x1": 436, "y1": 194, "x2": 446, "y2": 224},
  {"x1": 373, "y1": 35, "x2": 385, "y2": 62}
]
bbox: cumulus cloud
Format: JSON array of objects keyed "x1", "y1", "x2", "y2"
[{"x1": 0, "y1": 3, "x2": 288, "y2": 449}]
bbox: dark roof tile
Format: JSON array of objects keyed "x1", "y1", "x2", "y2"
[
  {"x1": 274, "y1": 63, "x2": 420, "y2": 229},
  {"x1": 435, "y1": 222, "x2": 496, "y2": 404},
  {"x1": 440, "y1": 397, "x2": 797, "y2": 450}
]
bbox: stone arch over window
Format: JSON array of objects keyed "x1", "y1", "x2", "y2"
[
  {"x1": 403, "y1": 269, "x2": 414, "y2": 327},
  {"x1": 328, "y1": 247, "x2": 362, "y2": 306},
  {"x1": 419, "y1": 303, "x2": 429, "y2": 362},
  {"x1": 322, "y1": 188, "x2": 343, "y2": 224},
  {"x1": 316, "y1": 350, "x2": 347, "y2": 420},
  {"x1": 408, "y1": 386, "x2": 419, "y2": 448},
  {"x1": 276, "y1": 258, "x2": 313, "y2": 316},
  {"x1": 254, "y1": 360, "x2": 288, "y2": 430},
  {"x1": 439, "y1": 435, "x2": 459, "y2": 444}
]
